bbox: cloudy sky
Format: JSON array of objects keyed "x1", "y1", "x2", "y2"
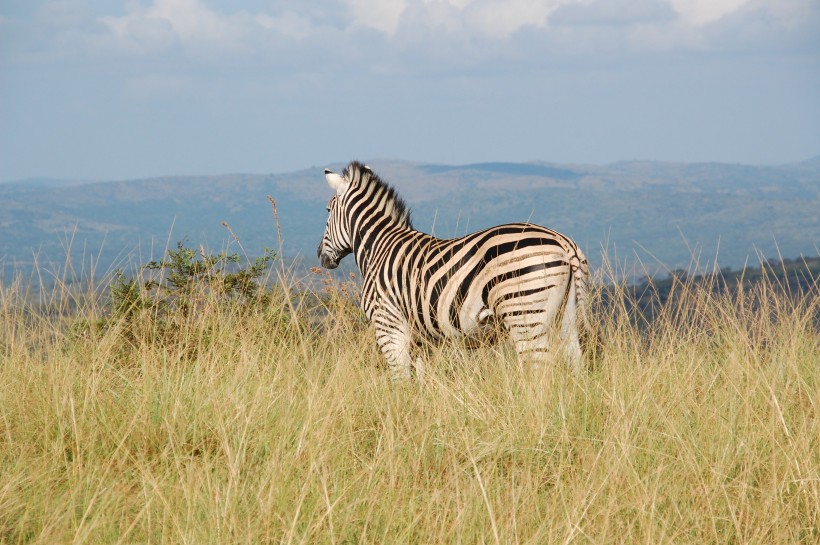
[{"x1": 1, "y1": 0, "x2": 818, "y2": 182}]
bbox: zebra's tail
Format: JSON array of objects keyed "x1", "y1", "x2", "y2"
[
  {"x1": 572, "y1": 253, "x2": 590, "y2": 355},
  {"x1": 560, "y1": 252, "x2": 590, "y2": 369}
]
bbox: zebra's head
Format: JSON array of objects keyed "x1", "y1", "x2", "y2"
[
  {"x1": 317, "y1": 167, "x2": 353, "y2": 269},
  {"x1": 317, "y1": 162, "x2": 412, "y2": 270}
]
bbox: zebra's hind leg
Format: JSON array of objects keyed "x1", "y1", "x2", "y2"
[
  {"x1": 506, "y1": 318, "x2": 581, "y2": 373},
  {"x1": 372, "y1": 309, "x2": 417, "y2": 381},
  {"x1": 506, "y1": 321, "x2": 553, "y2": 368},
  {"x1": 412, "y1": 357, "x2": 426, "y2": 383},
  {"x1": 499, "y1": 284, "x2": 567, "y2": 370}
]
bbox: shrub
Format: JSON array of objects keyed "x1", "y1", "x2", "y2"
[{"x1": 71, "y1": 242, "x2": 288, "y2": 358}]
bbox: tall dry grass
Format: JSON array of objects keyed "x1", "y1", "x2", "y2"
[{"x1": 0, "y1": 259, "x2": 818, "y2": 544}]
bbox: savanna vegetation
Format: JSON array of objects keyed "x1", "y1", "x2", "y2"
[{"x1": 1, "y1": 242, "x2": 818, "y2": 544}]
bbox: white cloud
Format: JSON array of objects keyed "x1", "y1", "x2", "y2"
[
  {"x1": 99, "y1": 0, "x2": 319, "y2": 53},
  {"x1": 423, "y1": 0, "x2": 473, "y2": 9},
  {"x1": 550, "y1": 0, "x2": 676, "y2": 26},
  {"x1": 10, "y1": 0, "x2": 814, "y2": 67},
  {"x1": 400, "y1": 0, "x2": 465, "y2": 34},
  {"x1": 100, "y1": 0, "x2": 231, "y2": 52},
  {"x1": 255, "y1": 12, "x2": 314, "y2": 40},
  {"x1": 100, "y1": 13, "x2": 178, "y2": 53},
  {"x1": 347, "y1": 0, "x2": 575, "y2": 38},
  {"x1": 367, "y1": 0, "x2": 790, "y2": 41},
  {"x1": 668, "y1": 0, "x2": 750, "y2": 25},
  {"x1": 346, "y1": 0, "x2": 407, "y2": 35},
  {"x1": 463, "y1": 0, "x2": 561, "y2": 37}
]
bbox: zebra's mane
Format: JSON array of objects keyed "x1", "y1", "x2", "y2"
[{"x1": 343, "y1": 161, "x2": 413, "y2": 229}]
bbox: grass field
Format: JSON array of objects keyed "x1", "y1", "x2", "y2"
[{"x1": 1, "y1": 257, "x2": 818, "y2": 544}]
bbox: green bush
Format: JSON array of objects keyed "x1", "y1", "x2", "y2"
[
  {"x1": 113, "y1": 241, "x2": 277, "y2": 319},
  {"x1": 70, "y1": 242, "x2": 285, "y2": 357}
]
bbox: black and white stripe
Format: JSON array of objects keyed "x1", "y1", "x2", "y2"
[{"x1": 318, "y1": 161, "x2": 589, "y2": 379}]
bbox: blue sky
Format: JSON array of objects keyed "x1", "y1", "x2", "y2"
[{"x1": 1, "y1": 0, "x2": 819, "y2": 182}]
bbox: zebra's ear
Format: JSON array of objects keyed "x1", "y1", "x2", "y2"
[{"x1": 324, "y1": 169, "x2": 349, "y2": 195}]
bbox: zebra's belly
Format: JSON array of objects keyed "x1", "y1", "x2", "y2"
[
  {"x1": 428, "y1": 280, "x2": 494, "y2": 339},
  {"x1": 458, "y1": 305, "x2": 494, "y2": 335},
  {"x1": 430, "y1": 299, "x2": 494, "y2": 344}
]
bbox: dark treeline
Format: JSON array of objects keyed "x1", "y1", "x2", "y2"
[{"x1": 603, "y1": 255, "x2": 820, "y2": 328}]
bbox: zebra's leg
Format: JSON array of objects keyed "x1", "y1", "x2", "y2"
[
  {"x1": 413, "y1": 356, "x2": 426, "y2": 383},
  {"x1": 504, "y1": 317, "x2": 553, "y2": 367},
  {"x1": 500, "y1": 283, "x2": 567, "y2": 368},
  {"x1": 372, "y1": 309, "x2": 415, "y2": 381}
]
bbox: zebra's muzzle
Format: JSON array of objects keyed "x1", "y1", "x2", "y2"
[
  {"x1": 319, "y1": 253, "x2": 339, "y2": 269},
  {"x1": 317, "y1": 243, "x2": 340, "y2": 269}
]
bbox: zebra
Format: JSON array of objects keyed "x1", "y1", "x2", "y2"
[{"x1": 318, "y1": 161, "x2": 589, "y2": 380}]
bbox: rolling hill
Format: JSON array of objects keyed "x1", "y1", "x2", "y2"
[{"x1": 1, "y1": 158, "x2": 818, "y2": 281}]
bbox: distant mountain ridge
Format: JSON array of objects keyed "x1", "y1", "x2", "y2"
[
  {"x1": 420, "y1": 162, "x2": 581, "y2": 180},
  {"x1": 1, "y1": 158, "x2": 818, "y2": 281}
]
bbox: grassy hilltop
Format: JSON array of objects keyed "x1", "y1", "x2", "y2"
[{"x1": 0, "y1": 249, "x2": 818, "y2": 544}]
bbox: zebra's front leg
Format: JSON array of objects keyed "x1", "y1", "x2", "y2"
[{"x1": 372, "y1": 309, "x2": 416, "y2": 381}]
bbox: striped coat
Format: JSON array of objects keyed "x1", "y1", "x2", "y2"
[{"x1": 318, "y1": 161, "x2": 588, "y2": 379}]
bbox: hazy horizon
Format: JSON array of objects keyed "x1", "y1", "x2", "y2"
[{"x1": 2, "y1": 154, "x2": 819, "y2": 186}]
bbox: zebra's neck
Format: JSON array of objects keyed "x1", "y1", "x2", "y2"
[
  {"x1": 351, "y1": 214, "x2": 416, "y2": 280},
  {"x1": 342, "y1": 171, "x2": 415, "y2": 279}
]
